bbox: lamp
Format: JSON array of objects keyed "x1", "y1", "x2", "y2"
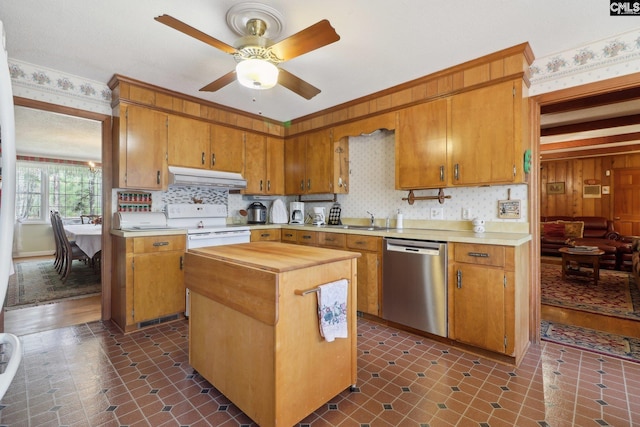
[{"x1": 236, "y1": 58, "x2": 279, "y2": 90}]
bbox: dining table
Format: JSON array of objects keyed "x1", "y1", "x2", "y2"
[{"x1": 64, "y1": 224, "x2": 102, "y2": 258}]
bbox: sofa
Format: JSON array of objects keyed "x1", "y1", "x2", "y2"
[
  {"x1": 540, "y1": 216, "x2": 632, "y2": 270},
  {"x1": 632, "y1": 238, "x2": 640, "y2": 286}
]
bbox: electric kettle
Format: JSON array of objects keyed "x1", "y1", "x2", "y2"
[{"x1": 247, "y1": 202, "x2": 267, "y2": 224}]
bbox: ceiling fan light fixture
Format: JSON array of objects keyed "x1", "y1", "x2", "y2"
[{"x1": 236, "y1": 59, "x2": 279, "y2": 90}]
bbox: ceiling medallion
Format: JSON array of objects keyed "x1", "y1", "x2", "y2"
[{"x1": 226, "y1": 2, "x2": 285, "y2": 40}]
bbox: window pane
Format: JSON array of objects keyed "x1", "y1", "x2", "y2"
[
  {"x1": 16, "y1": 161, "x2": 102, "y2": 221},
  {"x1": 15, "y1": 164, "x2": 43, "y2": 220},
  {"x1": 49, "y1": 164, "x2": 102, "y2": 219}
]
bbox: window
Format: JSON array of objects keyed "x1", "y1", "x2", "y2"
[{"x1": 16, "y1": 160, "x2": 102, "y2": 222}]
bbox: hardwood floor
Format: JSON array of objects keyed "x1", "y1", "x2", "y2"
[
  {"x1": 3, "y1": 256, "x2": 102, "y2": 336},
  {"x1": 4, "y1": 294, "x2": 101, "y2": 336}
]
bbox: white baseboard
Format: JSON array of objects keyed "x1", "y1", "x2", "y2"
[{"x1": 13, "y1": 250, "x2": 55, "y2": 259}]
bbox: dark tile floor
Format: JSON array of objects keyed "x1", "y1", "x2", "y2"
[{"x1": 1, "y1": 318, "x2": 639, "y2": 426}]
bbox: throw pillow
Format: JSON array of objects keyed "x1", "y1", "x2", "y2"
[
  {"x1": 543, "y1": 222, "x2": 565, "y2": 237},
  {"x1": 557, "y1": 221, "x2": 584, "y2": 238}
]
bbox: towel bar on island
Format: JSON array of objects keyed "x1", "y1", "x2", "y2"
[{"x1": 295, "y1": 279, "x2": 349, "y2": 296}]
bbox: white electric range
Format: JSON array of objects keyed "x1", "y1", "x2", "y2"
[{"x1": 165, "y1": 203, "x2": 251, "y2": 249}]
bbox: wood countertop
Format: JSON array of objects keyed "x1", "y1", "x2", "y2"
[{"x1": 188, "y1": 241, "x2": 360, "y2": 273}]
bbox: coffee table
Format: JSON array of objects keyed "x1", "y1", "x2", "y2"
[{"x1": 558, "y1": 247, "x2": 605, "y2": 285}]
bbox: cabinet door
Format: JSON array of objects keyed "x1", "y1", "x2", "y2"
[
  {"x1": 210, "y1": 125, "x2": 245, "y2": 172},
  {"x1": 356, "y1": 251, "x2": 380, "y2": 316},
  {"x1": 124, "y1": 105, "x2": 167, "y2": 189},
  {"x1": 449, "y1": 81, "x2": 515, "y2": 186},
  {"x1": 266, "y1": 137, "x2": 284, "y2": 194},
  {"x1": 305, "y1": 130, "x2": 333, "y2": 194},
  {"x1": 167, "y1": 115, "x2": 210, "y2": 169},
  {"x1": 132, "y1": 251, "x2": 185, "y2": 323},
  {"x1": 244, "y1": 133, "x2": 267, "y2": 194},
  {"x1": 284, "y1": 136, "x2": 307, "y2": 194},
  {"x1": 453, "y1": 264, "x2": 505, "y2": 354},
  {"x1": 396, "y1": 99, "x2": 448, "y2": 189}
]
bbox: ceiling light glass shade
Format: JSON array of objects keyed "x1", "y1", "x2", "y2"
[{"x1": 236, "y1": 59, "x2": 279, "y2": 90}]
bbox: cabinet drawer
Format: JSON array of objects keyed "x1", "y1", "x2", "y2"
[
  {"x1": 346, "y1": 234, "x2": 380, "y2": 252},
  {"x1": 318, "y1": 232, "x2": 346, "y2": 248},
  {"x1": 251, "y1": 229, "x2": 281, "y2": 242},
  {"x1": 297, "y1": 230, "x2": 318, "y2": 245},
  {"x1": 133, "y1": 235, "x2": 186, "y2": 253},
  {"x1": 281, "y1": 229, "x2": 298, "y2": 243},
  {"x1": 454, "y1": 243, "x2": 505, "y2": 267}
]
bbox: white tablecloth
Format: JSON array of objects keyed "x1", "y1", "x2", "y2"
[{"x1": 65, "y1": 224, "x2": 102, "y2": 258}]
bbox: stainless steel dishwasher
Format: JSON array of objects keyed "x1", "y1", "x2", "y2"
[{"x1": 382, "y1": 238, "x2": 447, "y2": 337}]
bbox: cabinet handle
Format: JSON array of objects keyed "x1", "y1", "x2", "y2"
[
  {"x1": 156, "y1": 171, "x2": 161, "y2": 185},
  {"x1": 211, "y1": 153, "x2": 216, "y2": 166},
  {"x1": 153, "y1": 241, "x2": 169, "y2": 247},
  {"x1": 307, "y1": 179, "x2": 311, "y2": 190},
  {"x1": 180, "y1": 255, "x2": 183, "y2": 270},
  {"x1": 457, "y1": 269, "x2": 462, "y2": 288},
  {"x1": 325, "y1": 237, "x2": 335, "y2": 242},
  {"x1": 201, "y1": 152, "x2": 205, "y2": 165},
  {"x1": 440, "y1": 165, "x2": 444, "y2": 182},
  {"x1": 454, "y1": 164, "x2": 459, "y2": 181},
  {"x1": 302, "y1": 235, "x2": 312, "y2": 239},
  {"x1": 267, "y1": 180, "x2": 271, "y2": 191},
  {"x1": 261, "y1": 233, "x2": 271, "y2": 238},
  {"x1": 300, "y1": 180, "x2": 304, "y2": 191},
  {"x1": 468, "y1": 252, "x2": 489, "y2": 258},
  {"x1": 285, "y1": 233, "x2": 294, "y2": 238},
  {"x1": 260, "y1": 180, "x2": 263, "y2": 191}
]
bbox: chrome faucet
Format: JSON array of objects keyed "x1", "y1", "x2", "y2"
[{"x1": 366, "y1": 211, "x2": 375, "y2": 227}]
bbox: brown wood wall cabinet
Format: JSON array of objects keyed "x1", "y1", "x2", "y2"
[
  {"x1": 449, "y1": 242, "x2": 530, "y2": 365},
  {"x1": 244, "y1": 135, "x2": 285, "y2": 195},
  {"x1": 109, "y1": 44, "x2": 531, "y2": 194},
  {"x1": 113, "y1": 103, "x2": 168, "y2": 190},
  {"x1": 396, "y1": 79, "x2": 529, "y2": 190},
  {"x1": 111, "y1": 234, "x2": 186, "y2": 333}
]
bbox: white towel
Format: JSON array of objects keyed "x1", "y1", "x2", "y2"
[{"x1": 316, "y1": 279, "x2": 348, "y2": 342}]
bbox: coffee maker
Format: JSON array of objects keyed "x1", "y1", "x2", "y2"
[{"x1": 289, "y1": 202, "x2": 305, "y2": 224}]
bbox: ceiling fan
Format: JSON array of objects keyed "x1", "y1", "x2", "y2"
[{"x1": 154, "y1": 3, "x2": 340, "y2": 100}]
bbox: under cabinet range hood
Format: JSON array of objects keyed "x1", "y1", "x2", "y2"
[{"x1": 168, "y1": 166, "x2": 247, "y2": 189}]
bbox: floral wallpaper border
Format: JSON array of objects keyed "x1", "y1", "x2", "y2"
[
  {"x1": 8, "y1": 59, "x2": 112, "y2": 115},
  {"x1": 529, "y1": 27, "x2": 640, "y2": 95}
]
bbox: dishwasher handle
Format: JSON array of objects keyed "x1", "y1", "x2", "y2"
[{"x1": 385, "y1": 242, "x2": 441, "y2": 256}]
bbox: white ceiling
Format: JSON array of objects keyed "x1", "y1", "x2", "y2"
[
  {"x1": 3, "y1": 0, "x2": 639, "y2": 123},
  {"x1": 4, "y1": 1, "x2": 640, "y2": 161}
]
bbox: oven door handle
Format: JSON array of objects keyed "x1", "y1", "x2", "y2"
[{"x1": 188, "y1": 231, "x2": 250, "y2": 240}]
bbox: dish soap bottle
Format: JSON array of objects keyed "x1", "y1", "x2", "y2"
[{"x1": 396, "y1": 209, "x2": 403, "y2": 229}]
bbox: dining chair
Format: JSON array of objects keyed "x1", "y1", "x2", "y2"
[
  {"x1": 53, "y1": 213, "x2": 90, "y2": 282},
  {"x1": 50, "y1": 211, "x2": 65, "y2": 274}
]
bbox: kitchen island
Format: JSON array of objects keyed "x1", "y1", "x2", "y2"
[{"x1": 184, "y1": 242, "x2": 360, "y2": 427}]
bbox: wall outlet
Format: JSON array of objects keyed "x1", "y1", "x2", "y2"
[
  {"x1": 462, "y1": 208, "x2": 472, "y2": 220},
  {"x1": 431, "y1": 207, "x2": 444, "y2": 220}
]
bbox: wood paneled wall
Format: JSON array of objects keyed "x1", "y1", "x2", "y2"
[{"x1": 540, "y1": 152, "x2": 640, "y2": 219}]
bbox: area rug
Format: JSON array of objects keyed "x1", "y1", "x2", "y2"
[
  {"x1": 5, "y1": 259, "x2": 101, "y2": 310},
  {"x1": 541, "y1": 320, "x2": 640, "y2": 363},
  {"x1": 541, "y1": 263, "x2": 640, "y2": 321}
]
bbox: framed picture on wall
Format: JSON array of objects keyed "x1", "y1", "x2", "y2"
[
  {"x1": 547, "y1": 182, "x2": 565, "y2": 194},
  {"x1": 583, "y1": 184, "x2": 602, "y2": 198}
]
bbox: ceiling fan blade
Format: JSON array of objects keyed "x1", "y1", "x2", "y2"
[
  {"x1": 278, "y1": 69, "x2": 321, "y2": 100},
  {"x1": 270, "y1": 20, "x2": 340, "y2": 61},
  {"x1": 155, "y1": 14, "x2": 237, "y2": 54},
  {"x1": 200, "y1": 70, "x2": 237, "y2": 92}
]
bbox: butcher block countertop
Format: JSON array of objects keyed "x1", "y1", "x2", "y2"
[{"x1": 188, "y1": 241, "x2": 360, "y2": 272}]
